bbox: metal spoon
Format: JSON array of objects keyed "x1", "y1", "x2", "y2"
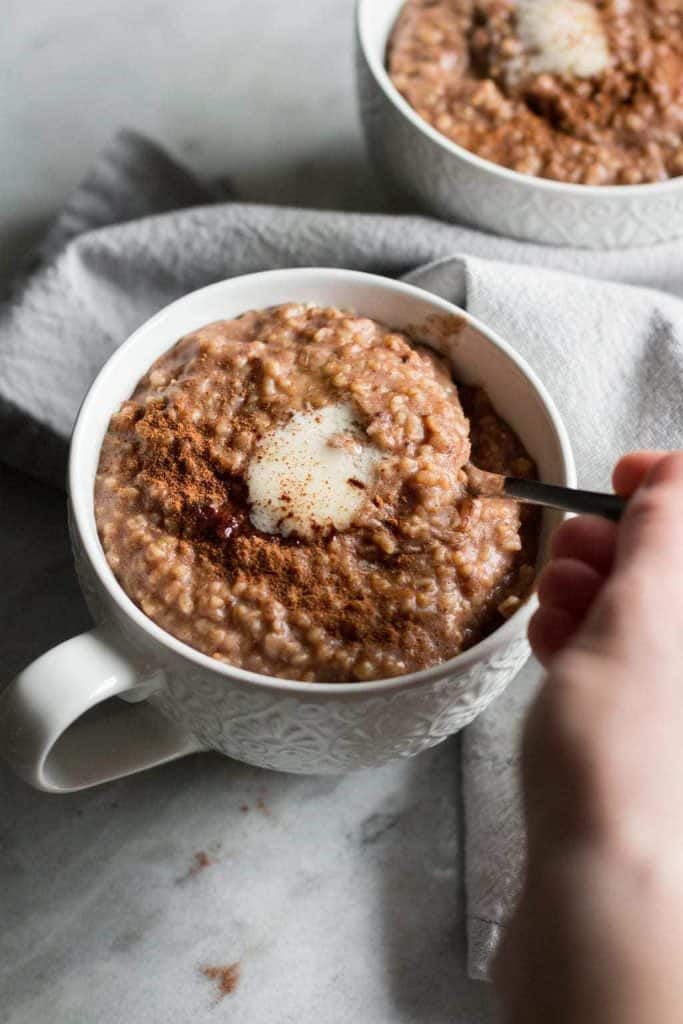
[{"x1": 466, "y1": 465, "x2": 626, "y2": 522}]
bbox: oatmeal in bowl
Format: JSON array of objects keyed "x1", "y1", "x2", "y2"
[
  {"x1": 387, "y1": 0, "x2": 683, "y2": 186},
  {"x1": 356, "y1": 0, "x2": 683, "y2": 246},
  {"x1": 95, "y1": 303, "x2": 540, "y2": 682},
  {"x1": 40, "y1": 267, "x2": 576, "y2": 779}
]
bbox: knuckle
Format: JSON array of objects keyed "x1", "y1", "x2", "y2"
[
  {"x1": 594, "y1": 572, "x2": 664, "y2": 652},
  {"x1": 646, "y1": 451, "x2": 683, "y2": 488},
  {"x1": 624, "y1": 486, "x2": 669, "y2": 532},
  {"x1": 592, "y1": 576, "x2": 641, "y2": 630}
]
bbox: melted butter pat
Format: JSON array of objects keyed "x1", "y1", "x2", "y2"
[
  {"x1": 516, "y1": 0, "x2": 611, "y2": 78},
  {"x1": 247, "y1": 404, "x2": 382, "y2": 538}
]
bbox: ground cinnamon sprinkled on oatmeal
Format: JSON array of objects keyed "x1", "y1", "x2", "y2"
[{"x1": 95, "y1": 303, "x2": 539, "y2": 682}]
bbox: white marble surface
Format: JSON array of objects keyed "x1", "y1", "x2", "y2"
[{"x1": 1, "y1": 2, "x2": 496, "y2": 1020}]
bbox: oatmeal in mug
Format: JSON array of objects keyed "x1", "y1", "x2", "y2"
[
  {"x1": 387, "y1": 0, "x2": 683, "y2": 185},
  {"x1": 95, "y1": 304, "x2": 539, "y2": 682}
]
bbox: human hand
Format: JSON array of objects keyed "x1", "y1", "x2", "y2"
[{"x1": 497, "y1": 452, "x2": 683, "y2": 1024}]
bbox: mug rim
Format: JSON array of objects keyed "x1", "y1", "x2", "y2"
[
  {"x1": 69, "y1": 267, "x2": 575, "y2": 696},
  {"x1": 356, "y1": 0, "x2": 683, "y2": 199}
]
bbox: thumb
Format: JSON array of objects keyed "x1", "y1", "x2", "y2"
[
  {"x1": 572, "y1": 453, "x2": 683, "y2": 666},
  {"x1": 614, "y1": 452, "x2": 683, "y2": 576},
  {"x1": 612, "y1": 450, "x2": 668, "y2": 498}
]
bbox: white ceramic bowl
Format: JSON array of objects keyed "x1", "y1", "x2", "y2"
[
  {"x1": 356, "y1": 0, "x2": 683, "y2": 249},
  {"x1": 0, "y1": 269, "x2": 574, "y2": 792}
]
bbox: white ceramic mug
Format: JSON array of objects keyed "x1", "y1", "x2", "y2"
[{"x1": 0, "y1": 269, "x2": 574, "y2": 793}]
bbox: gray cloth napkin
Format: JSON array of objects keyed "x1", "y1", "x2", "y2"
[{"x1": 3, "y1": 130, "x2": 682, "y2": 981}]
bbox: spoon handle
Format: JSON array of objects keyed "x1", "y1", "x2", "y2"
[{"x1": 503, "y1": 477, "x2": 627, "y2": 522}]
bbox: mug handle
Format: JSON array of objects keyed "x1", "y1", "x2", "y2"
[{"x1": 0, "y1": 624, "x2": 203, "y2": 793}]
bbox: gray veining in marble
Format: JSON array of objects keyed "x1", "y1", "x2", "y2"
[{"x1": 1, "y1": 1, "x2": 495, "y2": 1019}]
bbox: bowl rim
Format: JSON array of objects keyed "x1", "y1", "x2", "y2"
[
  {"x1": 356, "y1": 0, "x2": 683, "y2": 199},
  {"x1": 70, "y1": 267, "x2": 576, "y2": 697}
]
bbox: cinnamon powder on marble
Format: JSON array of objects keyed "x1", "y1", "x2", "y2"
[{"x1": 202, "y1": 962, "x2": 241, "y2": 999}]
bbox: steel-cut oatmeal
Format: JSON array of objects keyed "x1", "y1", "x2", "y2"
[
  {"x1": 95, "y1": 304, "x2": 539, "y2": 682},
  {"x1": 387, "y1": 0, "x2": 683, "y2": 184}
]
